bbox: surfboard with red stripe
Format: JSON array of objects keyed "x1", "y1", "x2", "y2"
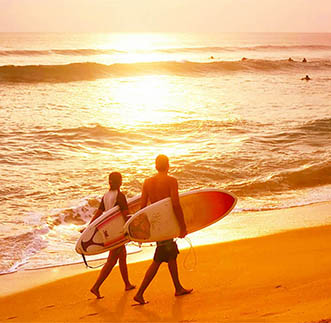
[
  {"x1": 75, "y1": 195, "x2": 141, "y2": 255},
  {"x1": 124, "y1": 189, "x2": 237, "y2": 243}
]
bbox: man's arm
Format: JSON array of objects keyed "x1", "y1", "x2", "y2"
[
  {"x1": 140, "y1": 179, "x2": 149, "y2": 209},
  {"x1": 170, "y1": 178, "x2": 187, "y2": 238}
]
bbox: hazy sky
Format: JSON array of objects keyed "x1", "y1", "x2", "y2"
[{"x1": 1, "y1": 0, "x2": 331, "y2": 32}]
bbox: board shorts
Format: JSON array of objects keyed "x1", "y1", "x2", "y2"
[{"x1": 153, "y1": 239, "x2": 179, "y2": 263}]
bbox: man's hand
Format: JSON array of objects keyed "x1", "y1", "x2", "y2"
[{"x1": 179, "y1": 228, "x2": 187, "y2": 238}]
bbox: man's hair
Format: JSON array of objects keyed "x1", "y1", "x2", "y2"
[
  {"x1": 109, "y1": 172, "x2": 122, "y2": 190},
  {"x1": 155, "y1": 154, "x2": 169, "y2": 172}
]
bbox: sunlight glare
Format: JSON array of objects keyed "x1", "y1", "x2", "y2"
[
  {"x1": 107, "y1": 33, "x2": 171, "y2": 51},
  {"x1": 106, "y1": 76, "x2": 177, "y2": 127},
  {"x1": 100, "y1": 33, "x2": 177, "y2": 64}
]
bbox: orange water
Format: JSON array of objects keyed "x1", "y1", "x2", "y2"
[{"x1": 0, "y1": 32, "x2": 330, "y2": 273}]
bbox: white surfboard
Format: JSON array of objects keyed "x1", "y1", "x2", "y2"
[
  {"x1": 75, "y1": 195, "x2": 141, "y2": 255},
  {"x1": 124, "y1": 189, "x2": 237, "y2": 243}
]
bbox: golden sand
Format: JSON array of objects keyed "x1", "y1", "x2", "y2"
[{"x1": 1, "y1": 211, "x2": 331, "y2": 322}]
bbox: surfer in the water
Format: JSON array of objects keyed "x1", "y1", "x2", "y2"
[
  {"x1": 89, "y1": 172, "x2": 135, "y2": 299},
  {"x1": 133, "y1": 155, "x2": 193, "y2": 305},
  {"x1": 301, "y1": 75, "x2": 311, "y2": 81}
]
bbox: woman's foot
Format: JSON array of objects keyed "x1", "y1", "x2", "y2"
[
  {"x1": 90, "y1": 287, "x2": 104, "y2": 299},
  {"x1": 125, "y1": 284, "x2": 136, "y2": 291},
  {"x1": 175, "y1": 288, "x2": 193, "y2": 297}
]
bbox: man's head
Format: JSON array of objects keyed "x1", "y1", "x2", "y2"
[
  {"x1": 155, "y1": 154, "x2": 169, "y2": 172},
  {"x1": 109, "y1": 172, "x2": 122, "y2": 190}
]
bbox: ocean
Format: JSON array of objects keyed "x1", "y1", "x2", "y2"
[{"x1": 0, "y1": 32, "x2": 331, "y2": 274}]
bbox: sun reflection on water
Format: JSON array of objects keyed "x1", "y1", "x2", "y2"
[
  {"x1": 103, "y1": 33, "x2": 171, "y2": 51},
  {"x1": 99, "y1": 33, "x2": 179, "y2": 64},
  {"x1": 99, "y1": 75, "x2": 182, "y2": 127}
]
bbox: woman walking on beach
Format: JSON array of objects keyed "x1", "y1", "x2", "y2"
[{"x1": 89, "y1": 172, "x2": 135, "y2": 299}]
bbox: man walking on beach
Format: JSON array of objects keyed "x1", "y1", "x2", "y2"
[{"x1": 133, "y1": 154, "x2": 193, "y2": 305}]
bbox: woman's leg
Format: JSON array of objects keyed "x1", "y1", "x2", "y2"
[
  {"x1": 90, "y1": 249, "x2": 120, "y2": 298},
  {"x1": 118, "y1": 246, "x2": 135, "y2": 290}
]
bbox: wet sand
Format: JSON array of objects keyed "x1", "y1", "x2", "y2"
[{"x1": 0, "y1": 208, "x2": 331, "y2": 322}]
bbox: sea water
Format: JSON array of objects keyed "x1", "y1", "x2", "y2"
[{"x1": 0, "y1": 32, "x2": 331, "y2": 274}]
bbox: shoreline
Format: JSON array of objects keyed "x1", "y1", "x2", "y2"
[
  {"x1": 1, "y1": 224, "x2": 331, "y2": 322},
  {"x1": 0, "y1": 201, "x2": 331, "y2": 322},
  {"x1": 1, "y1": 200, "x2": 331, "y2": 298}
]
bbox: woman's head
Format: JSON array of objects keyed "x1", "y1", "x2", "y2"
[{"x1": 109, "y1": 172, "x2": 122, "y2": 190}]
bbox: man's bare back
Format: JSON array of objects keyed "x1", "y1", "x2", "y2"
[
  {"x1": 142, "y1": 173, "x2": 178, "y2": 204},
  {"x1": 141, "y1": 172, "x2": 186, "y2": 237}
]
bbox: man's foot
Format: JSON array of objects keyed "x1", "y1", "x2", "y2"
[
  {"x1": 125, "y1": 284, "x2": 136, "y2": 291},
  {"x1": 175, "y1": 288, "x2": 193, "y2": 297},
  {"x1": 133, "y1": 294, "x2": 148, "y2": 305},
  {"x1": 90, "y1": 287, "x2": 104, "y2": 299}
]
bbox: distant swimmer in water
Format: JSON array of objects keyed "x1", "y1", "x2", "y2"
[
  {"x1": 302, "y1": 58, "x2": 307, "y2": 63},
  {"x1": 288, "y1": 57, "x2": 294, "y2": 62},
  {"x1": 209, "y1": 56, "x2": 214, "y2": 59},
  {"x1": 301, "y1": 75, "x2": 311, "y2": 81},
  {"x1": 241, "y1": 57, "x2": 248, "y2": 61}
]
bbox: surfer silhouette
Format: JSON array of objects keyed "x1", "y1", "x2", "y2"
[
  {"x1": 301, "y1": 75, "x2": 311, "y2": 81},
  {"x1": 133, "y1": 155, "x2": 193, "y2": 305},
  {"x1": 89, "y1": 172, "x2": 135, "y2": 299}
]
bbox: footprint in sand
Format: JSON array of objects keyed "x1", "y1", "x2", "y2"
[
  {"x1": 261, "y1": 312, "x2": 282, "y2": 317},
  {"x1": 79, "y1": 313, "x2": 98, "y2": 320},
  {"x1": 42, "y1": 305, "x2": 55, "y2": 309}
]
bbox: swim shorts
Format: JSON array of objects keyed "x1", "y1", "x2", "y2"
[{"x1": 153, "y1": 239, "x2": 179, "y2": 263}]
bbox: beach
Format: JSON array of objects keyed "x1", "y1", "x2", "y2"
[
  {"x1": 1, "y1": 31, "x2": 331, "y2": 322},
  {"x1": 1, "y1": 203, "x2": 330, "y2": 323},
  {"x1": 1, "y1": 32, "x2": 331, "y2": 274}
]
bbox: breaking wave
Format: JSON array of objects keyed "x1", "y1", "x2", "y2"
[
  {"x1": 227, "y1": 161, "x2": 331, "y2": 197},
  {"x1": 0, "y1": 49, "x2": 124, "y2": 56},
  {"x1": 1, "y1": 44, "x2": 331, "y2": 57},
  {"x1": 1, "y1": 59, "x2": 331, "y2": 83}
]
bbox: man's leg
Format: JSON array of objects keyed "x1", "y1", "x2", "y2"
[
  {"x1": 134, "y1": 260, "x2": 161, "y2": 304},
  {"x1": 168, "y1": 259, "x2": 193, "y2": 296}
]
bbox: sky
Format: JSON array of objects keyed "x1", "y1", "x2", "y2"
[{"x1": 1, "y1": 0, "x2": 331, "y2": 33}]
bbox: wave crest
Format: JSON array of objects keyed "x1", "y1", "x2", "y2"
[
  {"x1": 227, "y1": 161, "x2": 331, "y2": 197},
  {"x1": 0, "y1": 49, "x2": 124, "y2": 56},
  {"x1": 1, "y1": 59, "x2": 331, "y2": 83},
  {"x1": 1, "y1": 44, "x2": 331, "y2": 57}
]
